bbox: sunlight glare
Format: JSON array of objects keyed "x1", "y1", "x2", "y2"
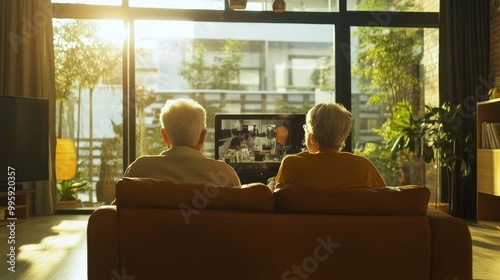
[
  {"x1": 15, "y1": 220, "x2": 88, "y2": 279},
  {"x1": 129, "y1": 0, "x2": 223, "y2": 10},
  {"x1": 135, "y1": 21, "x2": 197, "y2": 49},
  {"x1": 19, "y1": 220, "x2": 87, "y2": 251},
  {"x1": 52, "y1": 0, "x2": 121, "y2": 5},
  {"x1": 96, "y1": 20, "x2": 126, "y2": 46},
  {"x1": 18, "y1": 220, "x2": 87, "y2": 255}
]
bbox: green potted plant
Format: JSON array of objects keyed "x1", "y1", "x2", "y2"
[
  {"x1": 57, "y1": 170, "x2": 93, "y2": 209},
  {"x1": 389, "y1": 101, "x2": 476, "y2": 214}
]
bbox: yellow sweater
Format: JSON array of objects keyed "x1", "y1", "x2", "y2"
[{"x1": 275, "y1": 150, "x2": 385, "y2": 189}]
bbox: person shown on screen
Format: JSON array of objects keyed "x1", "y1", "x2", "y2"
[
  {"x1": 274, "y1": 125, "x2": 289, "y2": 160},
  {"x1": 265, "y1": 130, "x2": 277, "y2": 154},
  {"x1": 123, "y1": 98, "x2": 241, "y2": 186},
  {"x1": 273, "y1": 102, "x2": 385, "y2": 190}
]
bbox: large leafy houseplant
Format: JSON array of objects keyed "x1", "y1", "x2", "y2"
[
  {"x1": 421, "y1": 103, "x2": 475, "y2": 178},
  {"x1": 389, "y1": 101, "x2": 475, "y2": 214}
]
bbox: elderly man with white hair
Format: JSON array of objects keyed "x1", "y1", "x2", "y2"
[{"x1": 123, "y1": 98, "x2": 241, "y2": 186}]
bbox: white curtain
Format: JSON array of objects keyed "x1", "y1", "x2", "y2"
[{"x1": 0, "y1": 0, "x2": 57, "y2": 215}]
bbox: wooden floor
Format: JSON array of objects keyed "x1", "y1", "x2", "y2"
[
  {"x1": 0, "y1": 215, "x2": 499, "y2": 279},
  {"x1": 0, "y1": 215, "x2": 88, "y2": 280},
  {"x1": 467, "y1": 222, "x2": 500, "y2": 279}
]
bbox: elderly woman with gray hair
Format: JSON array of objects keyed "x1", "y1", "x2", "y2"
[{"x1": 274, "y1": 102, "x2": 385, "y2": 190}]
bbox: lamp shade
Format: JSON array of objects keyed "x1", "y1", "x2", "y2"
[{"x1": 56, "y1": 139, "x2": 77, "y2": 180}]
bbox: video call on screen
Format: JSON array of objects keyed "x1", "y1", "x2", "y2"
[{"x1": 215, "y1": 114, "x2": 306, "y2": 164}]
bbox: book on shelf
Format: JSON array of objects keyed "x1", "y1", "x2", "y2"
[
  {"x1": 487, "y1": 123, "x2": 494, "y2": 149},
  {"x1": 483, "y1": 122, "x2": 500, "y2": 149},
  {"x1": 482, "y1": 122, "x2": 487, "y2": 148},
  {"x1": 491, "y1": 123, "x2": 500, "y2": 149}
]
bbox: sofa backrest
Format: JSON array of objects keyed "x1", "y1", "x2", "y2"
[
  {"x1": 115, "y1": 178, "x2": 430, "y2": 215},
  {"x1": 106, "y1": 180, "x2": 434, "y2": 279},
  {"x1": 115, "y1": 177, "x2": 274, "y2": 212},
  {"x1": 274, "y1": 185, "x2": 430, "y2": 215}
]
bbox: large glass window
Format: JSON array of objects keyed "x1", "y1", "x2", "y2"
[
  {"x1": 134, "y1": 21, "x2": 335, "y2": 158},
  {"x1": 350, "y1": 25, "x2": 440, "y2": 203},
  {"x1": 51, "y1": 0, "x2": 439, "y2": 211},
  {"x1": 53, "y1": 19, "x2": 124, "y2": 209}
]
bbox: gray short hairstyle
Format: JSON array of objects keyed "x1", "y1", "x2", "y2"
[
  {"x1": 306, "y1": 103, "x2": 352, "y2": 150},
  {"x1": 160, "y1": 98, "x2": 206, "y2": 147}
]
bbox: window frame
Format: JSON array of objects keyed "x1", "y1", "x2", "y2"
[{"x1": 51, "y1": 1, "x2": 439, "y2": 170}]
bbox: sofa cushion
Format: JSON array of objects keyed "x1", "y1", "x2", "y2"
[
  {"x1": 274, "y1": 185, "x2": 430, "y2": 215},
  {"x1": 115, "y1": 177, "x2": 274, "y2": 212}
]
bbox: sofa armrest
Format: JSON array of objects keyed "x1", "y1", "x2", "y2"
[
  {"x1": 87, "y1": 205, "x2": 119, "y2": 280},
  {"x1": 426, "y1": 208, "x2": 472, "y2": 280}
]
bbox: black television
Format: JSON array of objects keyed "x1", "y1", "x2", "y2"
[
  {"x1": 214, "y1": 113, "x2": 306, "y2": 184},
  {"x1": 0, "y1": 96, "x2": 49, "y2": 189}
]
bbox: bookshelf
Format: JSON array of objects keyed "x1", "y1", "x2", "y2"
[{"x1": 477, "y1": 99, "x2": 500, "y2": 230}]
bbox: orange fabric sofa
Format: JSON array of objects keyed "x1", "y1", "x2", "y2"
[{"x1": 87, "y1": 177, "x2": 472, "y2": 280}]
